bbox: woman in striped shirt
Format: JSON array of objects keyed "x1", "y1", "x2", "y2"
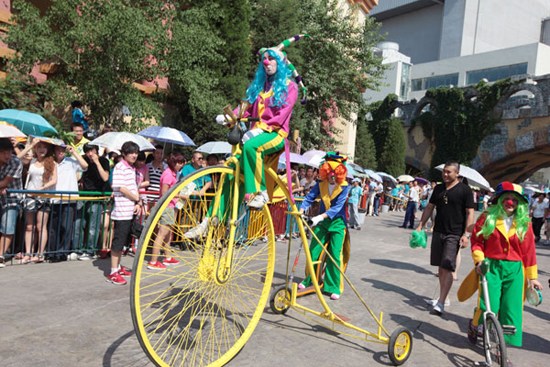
[{"x1": 146, "y1": 145, "x2": 167, "y2": 208}]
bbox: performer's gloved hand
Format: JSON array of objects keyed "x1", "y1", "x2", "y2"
[
  {"x1": 215, "y1": 114, "x2": 227, "y2": 125},
  {"x1": 310, "y1": 215, "x2": 325, "y2": 227},
  {"x1": 242, "y1": 128, "x2": 263, "y2": 144}
]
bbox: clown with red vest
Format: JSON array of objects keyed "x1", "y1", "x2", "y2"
[
  {"x1": 460, "y1": 182, "x2": 542, "y2": 350},
  {"x1": 298, "y1": 152, "x2": 351, "y2": 300}
]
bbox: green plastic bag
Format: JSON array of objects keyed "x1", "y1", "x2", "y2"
[{"x1": 409, "y1": 230, "x2": 427, "y2": 249}]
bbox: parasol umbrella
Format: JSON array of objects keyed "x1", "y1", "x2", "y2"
[
  {"x1": 301, "y1": 149, "x2": 326, "y2": 168},
  {"x1": 364, "y1": 169, "x2": 382, "y2": 183},
  {"x1": 30, "y1": 135, "x2": 66, "y2": 147},
  {"x1": 0, "y1": 109, "x2": 58, "y2": 137},
  {"x1": 196, "y1": 141, "x2": 232, "y2": 155},
  {"x1": 435, "y1": 163, "x2": 492, "y2": 191},
  {"x1": 138, "y1": 126, "x2": 195, "y2": 146},
  {"x1": 0, "y1": 122, "x2": 26, "y2": 138},
  {"x1": 89, "y1": 132, "x2": 155, "y2": 152},
  {"x1": 377, "y1": 172, "x2": 398, "y2": 185},
  {"x1": 347, "y1": 162, "x2": 366, "y2": 174},
  {"x1": 279, "y1": 152, "x2": 309, "y2": 166},
  {"x1": 415, "y1": 177, "x2": 429, "y2": 185},
  {"x1": 397, "y1": 174, "x2": 415, "y2": 183}
]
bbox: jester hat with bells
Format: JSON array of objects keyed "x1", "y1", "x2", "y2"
[
  {"x1": 317, "y1": 152, "x2": 349, "y2": 210},
  {"x1": 258, "y1": 34, "x2": 310, "y2": 104}
]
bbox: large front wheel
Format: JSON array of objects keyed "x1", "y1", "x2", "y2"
[
  {"x1": 131, "y1": 166, "x2": 276, "y2": 367},
  {"x1": 483, "y1": 313, "x2": 508, "y2": 367}
]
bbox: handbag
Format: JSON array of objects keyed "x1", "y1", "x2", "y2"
[
  {"x1": 227, "y1": 123, "x2": 245, "y2": 145},
  {"x1": 130, "y1": 216, "x2": 144, "y2": 238}
]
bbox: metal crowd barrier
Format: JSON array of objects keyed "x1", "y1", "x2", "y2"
[{"x1": 0, "y1": 187, "x2": 320, "y2": 265}]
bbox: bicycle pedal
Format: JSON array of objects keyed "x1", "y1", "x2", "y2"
[{"x1": 502, "y1": 325, "x2": 516, "y2": 335}]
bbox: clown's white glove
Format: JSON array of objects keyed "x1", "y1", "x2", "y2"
[
  {"x1": 310, "y1": 215, "x2": 325, "y2": 227},
  {"x1": 215, "y1": 114, "x2": 227, "y2": 125},
  {"x1": 242, "y1": 128, "x2": 263, "y2": 144}
]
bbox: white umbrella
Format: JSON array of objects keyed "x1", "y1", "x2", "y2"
[
  {"x1": 435, "y1": 163, "x2": 492, "y2": 191},
  {"x1": 89, "y1": 132, "x2": 155, "y2": 152},
  {"x1": 196, "y1": 141, "x2": 232, "y2": 155},
  {"x1": 301, "y1": 149, "x2": 326, "y2": 168},
  {"x1": 397, "y1": 174, "x2": 415, "y2": 183},
  {"x1": 279, "y1": 152, "x2": 309, "y2": 166},
  {"x1": 364, "y1": 169, "x2": 382, "y2": 182},
  {"x1": 138, "y1": 126, "x2": 195, "y2": 146},
  {"x1": 0, "y1": 123, "x2": 26, "y2": 138},
  {"x1": 377, "y1": 172, "x2": 398, "y2": 185}
]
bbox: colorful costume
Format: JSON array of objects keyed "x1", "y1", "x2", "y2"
[
  {"x1": 299, "y1": 153, "x2": 350, "y2": 297},
  {"x1": 237, "y1": 79, "x2": 297, "y2": 196},
  {"x1": 184, "y1": 35, "x2": 307, "y2": 239},
  {"x1": 464, "y1": 182, "x2": 539, "y2": 347}
]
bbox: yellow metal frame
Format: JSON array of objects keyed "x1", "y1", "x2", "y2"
[{"x1": 262, "y1": 165, "x2": 392, "y2": 345}]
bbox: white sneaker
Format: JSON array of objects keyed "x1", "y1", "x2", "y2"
[
  {"x1": 184, "y1": 218, "x2": 209, "y2": 239},
  {"x1": 426, "y1": 298, "x2": 450, "y2": 307},
  {"x1": 247, "y1": 191, "x2": 269, "y2": 209},
  {"x1": 430, "y1": 302, "x2": 445, "y2": 316},
  {"x1": 78, "y1": 253, "x2": 91, "y2": 261}
]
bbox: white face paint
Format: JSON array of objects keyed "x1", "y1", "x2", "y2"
[{"x1": 263, "y1": 52, "x2": 278, "y2": 76}]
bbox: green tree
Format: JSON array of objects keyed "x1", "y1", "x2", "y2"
[
  {"x1": 366, "y1": 94, "x2": 405, "y2": 175},
  {"x1": 378, "y1": 117, "x2": 405, "y2": 176},
  {"x1": 167, "y1": 0, "x2": 253, "y2": 144},
  {"x1": 251, "y1": 0, "x2": 385, "y2": 151},
  {"x1": 412, "y1": 80, "x2": 512, "y2": 179},
  {"x1": 7, "y1": 0, "x2": 172, "y2": 131},
  {"x1": 354, "y1": 104, "x2": 377, "y2": 169}
]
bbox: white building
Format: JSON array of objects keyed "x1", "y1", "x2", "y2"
[{"x1": 365, "y1": 0, "x2": 550, "y2": 102}]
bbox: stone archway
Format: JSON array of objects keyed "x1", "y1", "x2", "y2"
[{"x1": 481, "y1": 145, "x2": 550, "y2": 184}]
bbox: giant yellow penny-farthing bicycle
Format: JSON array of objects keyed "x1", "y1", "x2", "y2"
[{"x1": 130, "y1": 112, "x2": 413, "y2": 367}]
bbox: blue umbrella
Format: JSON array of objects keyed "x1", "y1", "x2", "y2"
[
  {"x1": 138, "y1": 126, "x2": 195, "y2": 146},
  {"x1": 0, "y1": 109, "x2": 58, "y2": 137}
]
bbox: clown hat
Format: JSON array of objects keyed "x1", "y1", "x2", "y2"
[
  {"x1": 258, "y1": 34, "x2": 310, "y2": 104},
  {"x1": 322, "y1": 151, "x2": 347, "y2": 164},
  {"x1": 490, "y1": 181, "x2": 528, "y2": 204}
]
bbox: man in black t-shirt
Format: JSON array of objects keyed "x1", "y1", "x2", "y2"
[
  {"x1": 74, "y1": 144, "x2": 111, "y2": 259},
  {"x1": 417, "y1": 161, "x2": 475, "y2": 316}
]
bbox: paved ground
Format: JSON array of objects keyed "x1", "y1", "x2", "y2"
[{"x1": 1, "y1": 210, "x2": 549, "y2": 366}]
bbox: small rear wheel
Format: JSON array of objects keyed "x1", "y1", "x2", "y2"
[
  {"x1": 388, "y1": 327, "x2": 413, "y2": 366},
  {"x1": 269, "y1": 285, "x2": 292, "y2": 314},
  {"x1": 483, "y1": 313, "x2": 507, "y2": 367}
]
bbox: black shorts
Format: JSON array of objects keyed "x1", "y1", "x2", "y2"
[
  {"x1": 112, "y1": 219, "x2": 133, "y2": 252},
  {"x1": 430, "y1": 232, "x2": 461, "y2": 271}
]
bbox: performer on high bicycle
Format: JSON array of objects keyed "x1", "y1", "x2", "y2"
[{"x1": 185, "y1": 36, "x2": 308, "y2": 239}]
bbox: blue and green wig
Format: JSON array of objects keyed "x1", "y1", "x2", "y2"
[{"x1": 245, "y1": 49, "x2": 292, "y2": 108}]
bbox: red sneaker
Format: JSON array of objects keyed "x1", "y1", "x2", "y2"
[
  {"x1": 147, "y1": 261, "x2": 167, "y2": 270},
  {"x1": 162, "y1": 257, "x2": 180, "y2": 266},
  {"x1": 106, "y1": 272, "x2": 127, "y2": 285},
  {"x1": 118, "y1": 265, "x2": 133, "y2": 277},
  {"x1": 98, "y1": 249, "x2": 111, "y2": 259}
]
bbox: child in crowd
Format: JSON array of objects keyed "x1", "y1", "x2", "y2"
[{"x1": 107, "y1": 141, "x2": 142, "y2": 285}]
